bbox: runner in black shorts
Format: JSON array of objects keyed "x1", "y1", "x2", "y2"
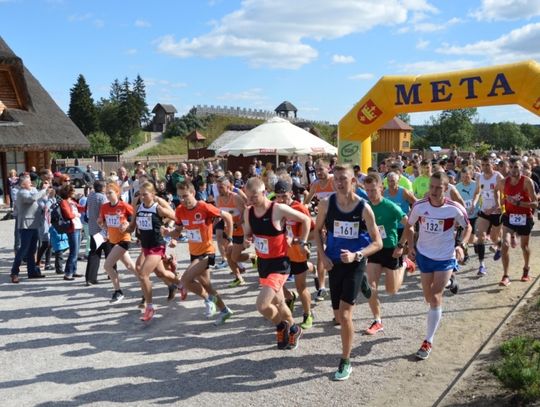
[
  {"x1": 363, "y1": 174, "x2": 412, "y2": 336},
  {"x1": 497, "y1": 158, "x2": 538, "y2": 286},
  {"x1": 315, "y1": 165, "x2": 382, "y2": 381}
]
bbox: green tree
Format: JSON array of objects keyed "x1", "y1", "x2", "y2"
[
  {"x1": 88, "y1": 132, "x2": 115, "y2": 155},
  {"x1": 397, "y1": 112, "x2": 411, "y2": 124},
  {"x1": 520, "y1": 123, "x2": 540, "y2": 148},
  {"x1": 114, "y1": 77, "x2": 140, "y2": 150},
  {"x1": 132, "y1": 75, "x2": 149, "y2": 127},
  {"x1": 488, "y1": 122, "x2": 527, "y2": 150},
  {"x1": 68, "y1": 74, "x2": 98, "y2": 136},
  {"x1": 426, "y1": 108, "x2": 477, "y2": 148},
  {"x1": 96, "y1": 98, "x2": 120, "y2": 140}
]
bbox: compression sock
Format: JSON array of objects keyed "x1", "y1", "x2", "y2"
[{"x1": 425, "y1": 306, "x2": 442, "y2": 344}]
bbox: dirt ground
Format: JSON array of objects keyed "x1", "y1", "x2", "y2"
[{"x1": 442, "y1": 286, "x2": 540, "y2": 407}]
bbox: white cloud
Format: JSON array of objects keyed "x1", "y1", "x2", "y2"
[
  {"x1": 400, "y1": 16, "x2": 461, "y2": 33},
  {"x1": 135, "y1": 19, "x2": 151, "y2": 28},
  {"x1": 146, "y1": 78, "x2": 188, "y2": 89},
  {"x1": 332, "y1": 54, "x2": 355, "y2": 64},
  {"x1": 216, "y1": 88, "x2": 266, "y2": 101},
  {"x1": 471, "y1": 0, "x2": 540, "y2": 21},
  {"x1": 93, "y1": 19, "x2": 104, "y2": 28},
  {"x1": 155, "y1": 0, "x2": 438, "y2": 69},
  {"x1": 416, "y1": 39, "x2": 429, "y2": 49},
  {"x1": 436, "y1": 22, "x2": 540, "y2": 63},
  {"x1": 125, "y1": 48, "x2": 138, "y2": 55},
  {"x1": 348, "y1": 73, "x2": 374, "y2": 80},
  {"x1": 397, "y1": 59, "x2": 481, "y2": 74},
  {"x1": 68, "y1": 13, "x2": 93, "y2": 22}
]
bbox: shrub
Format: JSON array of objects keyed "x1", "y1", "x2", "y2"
[{"x1": 490, "y1": 336, "x2": 540, "y2": 402}]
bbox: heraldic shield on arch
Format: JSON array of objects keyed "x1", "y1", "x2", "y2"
[{"x1": 338, "y1": 60, "x2": 540, "y2": 172}]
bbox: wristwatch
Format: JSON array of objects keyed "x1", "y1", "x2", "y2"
[
  {"x1": 355, "y1": 251, "x2": 364, "y2": 262},
  {"x1": 226, "y1": 236, "x2": 233, "y2": 243},
  {"x1": 298, "y1": 240, "x2": 309, "y2": 246},
  {"x1": 456, "y1": 242, "x2": 467, "y2": 250},
  {"x1": 397, "y1": 242, "x2": 405, "y2": 249}
]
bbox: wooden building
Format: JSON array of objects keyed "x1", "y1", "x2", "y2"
[
  {"x1": 0, "y1": 36, "x2": 89, "y2": 202},
  {"x1": 151, "y1": 103, "x2": 177, "y2": 132},
  {"x1": 372, "y1": 117, "x2": 413, "y2": 153}
]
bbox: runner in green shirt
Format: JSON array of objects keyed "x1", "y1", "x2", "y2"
[{"x1": 413, "y1": 159, "x2": 432, "y2": 199}]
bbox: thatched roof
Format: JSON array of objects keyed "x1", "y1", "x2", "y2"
[
  {"x1": 0, "y1": 36, "x2": 90, "y2": 151},
  {"x1": 152, "y1": 103, "x2": 177, "y2": 114},
  {"x1": 275, "y1": 101, "x2": 297, "y2": 113}
]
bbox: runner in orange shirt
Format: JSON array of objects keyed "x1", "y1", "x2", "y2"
[
  {"x1": 303, "y1": 158, "x2": 335, "y2": 301},
  {"x1": 274, "y1": 177, "x2": 316, "y2": 329},
  {"x1": 97, "y1": 182, "x2": 137, "y2": 304},
  {"x1": 216, "y1": 176, "x2": 255, "y2": 287},
  {"x1": 164, "y1": 181, "x2": 235, "y2": 326}
]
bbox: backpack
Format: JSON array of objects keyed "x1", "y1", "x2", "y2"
[{"x1": 50, "y1": 198, "x2": 72, "y2": 233}]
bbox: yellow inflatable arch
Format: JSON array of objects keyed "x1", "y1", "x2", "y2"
[{"x1": 338, "y1": 60, "x2": 540, "y2": 172}]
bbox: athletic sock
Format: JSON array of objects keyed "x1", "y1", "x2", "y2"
[
  {"x1": 276, "y1": 321, "x2": 287, "y2": 331},
  {"x1": 290, "y1": 324, "x2": 299, "y2": 334},
  {"x1": 425, "y1": 306, "x2": 442, "y2": 344}
]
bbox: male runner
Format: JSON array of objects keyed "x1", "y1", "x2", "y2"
[
  {"x1": 497, "y1": 158, "x2": 537, "y2": 286},
  {"x1": 164, "y1": 182, "x2": 234, "y2": 326},
  {"x1": 364, "y1": 174, "x2": 412, "y2": 335},
  {"x1": 473, "y1": 156, "x2": 503, "y2": 276},
  {"x1": 274, "y1": 178, "x2": 316, "y2": 329},
  {"x1": 304, "y1": 159, "x2": 335, "y2": 301},
  {"x1": 215, "y1": 176, "x2": 253, "y2": 287},
  {"x1": 243, "y1": 177, "x2": 311, "y2": 350},
  {"x1": 407, "y1": 172, "x2": 471, "y2": 360},
  {"x1": 315, "y1": 165, "x2": 382, "y2": 381}
]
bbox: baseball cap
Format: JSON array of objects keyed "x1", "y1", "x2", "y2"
[{"x1": 274, "y1": 179, "x2": 291, "y2": 194}]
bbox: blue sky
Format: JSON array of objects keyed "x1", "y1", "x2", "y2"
[{"x1": 2, "y1": 0, "x2": 540, "y2": 125}]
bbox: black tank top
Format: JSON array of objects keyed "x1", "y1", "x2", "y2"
[{"x1": 136, "y1": 202, "x2": 165, "y2": 248}]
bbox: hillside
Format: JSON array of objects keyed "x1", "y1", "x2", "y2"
[{"x1": 138, "y1": 114, "x2": 337, "y2": 156}]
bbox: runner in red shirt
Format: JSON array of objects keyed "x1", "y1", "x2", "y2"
[
  {"x1": 244, "y1": 177, "x2": 311, "y2": 350},
  {"x1": 164, "y1": 181, "x2": 235, "y2": 326},
  {"x1": 497, "y1": 158, "x2": 538, "y2": 286}
]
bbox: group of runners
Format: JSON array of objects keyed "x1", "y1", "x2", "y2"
[{"x1": 89, "y1": 154, "x2": 537, "y2": 382}]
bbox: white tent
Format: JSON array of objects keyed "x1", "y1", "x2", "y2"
[{"x1": 216, "y1": 117, "x2": 337, "y2": 158}]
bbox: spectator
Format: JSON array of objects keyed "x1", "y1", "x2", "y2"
[{"x1": 58, "y1": 184, "x2": 84, "y2": 281}]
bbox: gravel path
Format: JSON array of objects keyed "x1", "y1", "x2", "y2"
[
  {"x1": 0, "y1": 217, "x2": 538, "y2": 406},
  {"x1": 121, "y1": 132, "x2": 163, "y2": 159}
]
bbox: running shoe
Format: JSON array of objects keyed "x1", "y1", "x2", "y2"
[
  {"x1": 447, "y1": 277, "x2": 459, "y2": 295},
  {"x1": 477, "y1": 265, "x2": 487, "y2": 276},
  {"x1": 140, "y1": 306, "x2": 155, "y2": 322},
  {"x1": 250, "y1": 255, "x2": 258, "y2": 268},
  {"x1": 138, "y1": 296, "x2": 146, "y2": 309},
  {"x1": 178, "y1": 284, "x2": 188, "y2": 301},
  {"x1": 521, "y1": 267, "x2": 531, "y2": 282},
  {"x1": 228, "y1": 278, "x2": 245, "y2": 288},
  {"x1": 167, "y1": 284, "x2": 178, "y2": 301},
  {"x1": 276, "y1": 322, "x2": 289, "y2": 350},
  {"x1": 110, "y1": 290, "x2": 124, "y2": 304},
  {"x1": 214, "y1": 308, "x2": 233, "y2": 326},
  {"x1": 285, "y1": 291, "x2": 297, "y2": 313},
  {"x1": 287, "y1": 325, "x2": 303, "y2": 350},
  {"x1": 499, "y1": 275, "x2": 511, "y2": 287},
  {"x1": 493, "y1": 248, "x2": 502, "y2": 261},
  {"x1": 300, "y1": 313, "x2": 313, "y2": 329},
  {"x1": 315, "y1": 287, "x2": 329, "y2": 302},
  {"x1": 204, "y1": 297, "x2": 217, "y2": 318},
  {"x1": 365, "y1": 320, "x2": 384, "y2": 335},
  {"x1": 286, "y1": 274, "x2": 294, "y2": 282},
  {"x1": 404, "y1": 257, "x2": 416, "y2": 274},
  {"x1": 238, "y1": 265, "x2": 246, "y2": 274},
  {"x1": 415, "y1": 340, "x2": 432, "y2": 360},
  {"x1": 333, "y1": 359, "x2": 352, "y2": 381},
  {"x1": 214, "y1": 260, "x2": 228, "y2": 270},
  {"x1": 332, "y1": 317, "x2": 341, "y2": 326}
]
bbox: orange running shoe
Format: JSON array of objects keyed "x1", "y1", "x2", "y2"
[{"x1": 140, "y1": 306, "x2": 155, "y2": 322}]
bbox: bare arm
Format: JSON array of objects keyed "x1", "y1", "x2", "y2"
[
  {"x1": 275, "y1": 203, "x2": 310, "y2": 243},
  {"x1": 314, "y1": 198, "x2": 333, "y2": 270},
  {"x1": 303, "y1": 183, "x2": 316, "y2": 205},
  {"x1": 450, "y1": 187, "x2": 466, "y2": 207},
  {"x1": 220, "y1": 210, "x2": 234, "y2": 239},
  {"x1": 404, "y1": 189, "x2": 417, "y2": 206}
]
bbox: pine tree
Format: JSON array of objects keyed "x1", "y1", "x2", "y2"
[
  {"x1": 68, "y1": 74, "x2": 98, "y2": 136},
  {"x1": 114, "y1": 77, "x2": 139, "y2": 150},
  {"x1": 132, "y1": 74, "x2": 149, "y2": 126}
]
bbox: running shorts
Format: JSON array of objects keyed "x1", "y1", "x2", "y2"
[
  {"x1": 290, "y1": 260, "x2": 309, "y2": 275},
  {"x1": 259, "y1": 273, "x2": 289, "y2": 292},
  {"x1": 415, "y1": 250, "x2": 457, "y2": 273},
  {"x1": 190, "y1": 253, "x2": 216, "y2": 267},
  {"x1": 367, "y1": 247, "x2": 402, "y2": 270},
  {"x1": 142, "y1": 245, "x2": 166, "y2": 257},
  {"x1": 502, "y1": 214, "x2": 534, "y2": 236},
  {"x1": 328, "y1": 259, "x2": 367, "y2": 310},
  {"x1": 478, "y1": 211, "x2": 502, "y2": 227}
]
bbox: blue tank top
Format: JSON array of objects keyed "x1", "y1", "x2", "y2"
[
  {"x1": 384, "y1": 187, "x2": 409, "y2": 228},
  {"x1": 324, "y1": 194, "x2": 371, "y2": 262}
]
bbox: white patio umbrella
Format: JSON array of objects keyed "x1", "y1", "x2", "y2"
[{"x1": 216, "y1": 117, "x2": 337, "y2": 163}]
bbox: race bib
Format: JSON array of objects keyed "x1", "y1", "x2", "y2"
[
  {"x1": 254, "y1": 236, "x2": 269, "y2": 254},
  {"x1": 482, "y1": 190, "x2": 493, "y2": 200},
  {"x1": 136, "y1": 216, "x2": 152, "y2": 231},
  {"x1": 378, "y1": 225, "x2": 387, "y2": 239},
  {"x1": 333, "y1": 220, "x2": 359, "y2": 239},
  {"x1": 464, "y1": 200, "x2": 473, "y2": 209},
  {"x1": 185, "y1": 229, "x2": 202, "y2": 243},
  {"x1": 423, "y1": 218, "x2": 444, "y2": 234},
  {"x1": 509, "y1": 214, "x2": 526, "y2": 226},
  {"x1": 105, "y1": 214, "x2": 121, "y2": 228}
]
